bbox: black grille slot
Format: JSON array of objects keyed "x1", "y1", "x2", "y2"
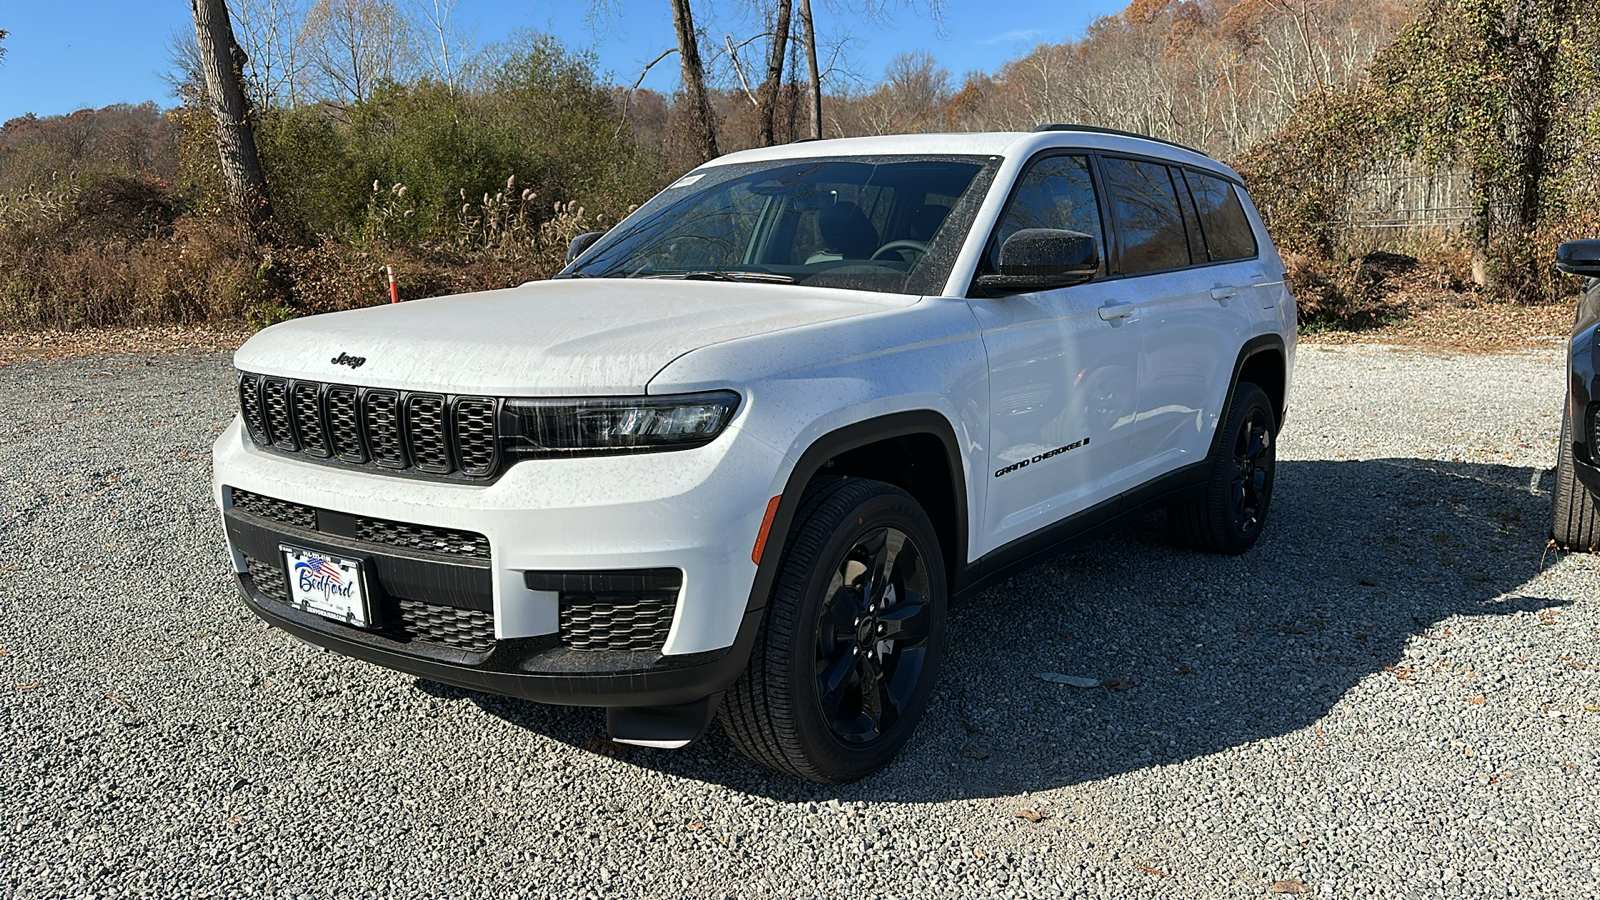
[
  {"x1": 355, "y1": 516, "x2": 491, "y2": 560},
  {"x1": 364, "y1": 390, "x2": 405, "y2": 468},
  {"x1": 262, "y1": 378, "x2": 296, "y2": 451},
  {"x1": 239, "y1": 375, "x2": 268, "y2": 444},
  {"x1": 244, "y1": 553, "x2": 289, "y2": 604},
  {"x1": 291, "y1": 382, "x2": 329, "y2": 457},
  {"x1": 236, "y1": 373, "x2": 501, "y2": 481},
  {"x1": 560, "y1": 591, "x2": 678, "y2": 652},
  {"x1": 326, "y1": 387, "x2": 365, "y2": 463},
  {"x1": 406, "y1": 394, "x2": 451, "y2": 474},
  {"x1": 454, "y1": 399, "x2": 497, "y2": 477},
  {"x1": 230, "y1": 489, "x2": 317, "y2": 530},
  {"x1": 391, "y1": 599, "x2": 495, "y2": 652}
]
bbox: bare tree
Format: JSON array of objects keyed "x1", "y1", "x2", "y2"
[
  {"x1": 798, "y1": 0, "x2": 821, "y2": 138},
  {"x1": 754, "y1": 0, "x2": 793, "y2": 146},
  {"x1": 190, "y1": 0, "x2": 273, "y2": 228},
  {"x1": 228, "y1": 0, "x2": 309, "y2": 109},
  {"x1": 301, "y1": 0, "x2": 413, "y2": 106},
  {"x1": 851, "y1": 51, "x2": 951, "y2": 135},
  {"x1": 670, "y1": 0, "x2": 720, "y2": 164},
  {"x1": 413, "y1": 0, "x2": 472, "y2": 90}
]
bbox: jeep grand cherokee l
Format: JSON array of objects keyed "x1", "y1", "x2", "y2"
[{"x1": 214, "y1": 125, "x2": 1298, "y2": 783}]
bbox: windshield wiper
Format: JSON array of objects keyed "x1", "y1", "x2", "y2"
[{"x1": 643, "y1": 270, "x2": 797, "y2": 284}]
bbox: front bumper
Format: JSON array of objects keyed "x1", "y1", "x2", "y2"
[
  {"x1": 234, "y1": 569, "x2": 760, "y2": 708},
  {"x1": 213, "y1": 415, "x2": 790, "y2": 707}
]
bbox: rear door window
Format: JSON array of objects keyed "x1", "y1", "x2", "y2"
[
  {"x1": 1101, "y1": 157, "x2": 1191, "y2": 274},
  {"x1": 1186, "y1": 171, "x2": 1258, "y2": 262}
]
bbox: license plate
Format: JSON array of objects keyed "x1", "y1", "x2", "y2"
[{"x1": 280, "y1": 545, "x2": 371, "y2": 627}]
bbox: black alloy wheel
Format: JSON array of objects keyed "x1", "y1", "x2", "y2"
[
  {"x1": 812, "y1": 525, "x2": 933, "y2": 744},
  {"x1": 1170, "y1": 381, "x2": 1277, "y2": 555},
  {"x1": 1231, "y1": 405, "x2": 1273, "y2": 533},
  {"x1": 721, "y1": 477, "x2": 948, "y2": 783}
]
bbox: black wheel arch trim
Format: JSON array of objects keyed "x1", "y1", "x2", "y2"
[
  {"x1": 740, "y1": 410, "x2": 971, "y2": 621},
  {"x1": 1219, "y1": 333, "x2": 1288, "y2": 443}
]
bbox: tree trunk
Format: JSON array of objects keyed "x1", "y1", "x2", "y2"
[
  {"x1": 799, "y1": 0, "x2": 822, "y2": 140},
  {"x1": 669, "y1": 0, "x2": 720, "y2": 165},
  {"x1": 191, "y1": 0, "x2": 272, "y2": 231},
  {"x1": 1499, "y1": 0, "x2": 1570, "y2": 303},
  {"x1": 756, "y1": 0, "x2": 794, "y2": 146}
]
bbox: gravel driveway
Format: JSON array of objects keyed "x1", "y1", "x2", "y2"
[{"x1": 2, "y1": 343, "x2": 1597, "y2": 899}]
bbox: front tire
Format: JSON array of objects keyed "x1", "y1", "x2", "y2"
[
  {"x1": 1550, "y1": 400, "x2": 1600, "y2": 550},
  {"x1": 721, "y1": 477, "x2": 947, "y2": 783},
  {"x1": 1171, "y1": 382, "x2": 1277, "y2": 555}
]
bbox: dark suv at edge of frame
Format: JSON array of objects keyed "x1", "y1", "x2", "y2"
[{"x1": 1551, "y1": 240, "x2": 1600, "y2": 549}]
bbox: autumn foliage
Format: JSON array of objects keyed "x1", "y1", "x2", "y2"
[{"x1": 1, "y1": 0, "x2": 1598, "y2": 330}]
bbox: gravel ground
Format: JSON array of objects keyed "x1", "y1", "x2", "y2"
[{"x1": 2, "y1": 343, "x2": 1597, "y2": 899}]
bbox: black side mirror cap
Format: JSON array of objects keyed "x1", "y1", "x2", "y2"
[
  {"x1": 567, "y1": 231, "x2": 605, "y2": 264},
  {"x1": 1557, "y1": 240, "x2": 1600, "y2": 278},
  {"x1": 977, "y1": 228, "x2": 1099, "y2": 292}
]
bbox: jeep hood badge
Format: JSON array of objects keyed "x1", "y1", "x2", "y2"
[{"x1": 331, "y1": 352, "x2": 366, "y2": 369}]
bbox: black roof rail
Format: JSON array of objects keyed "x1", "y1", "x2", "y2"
[{"x1": 1031, "y1": 123, "x2": 1211, "y2": 159}]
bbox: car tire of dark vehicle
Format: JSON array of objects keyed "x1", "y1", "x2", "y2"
[
  {"x1": 1170, "y1": 382, "x2": 1277, "y2": 555},
  {"x1": 1550, "y1": 401, "x2": 1600, "y2": 550},
  {"x1": 721, "y1": 477, "x2": 948, "y2": 784}
]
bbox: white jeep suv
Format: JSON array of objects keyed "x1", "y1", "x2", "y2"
[{"x1": 213, "y1": 126, "x2": 1296, "y2": 783}]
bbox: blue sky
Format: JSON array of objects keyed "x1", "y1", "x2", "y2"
[{"x1": 0, "y1": 0, "x2": 1127, "y2": 123}]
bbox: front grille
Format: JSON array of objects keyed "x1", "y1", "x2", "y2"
[
  {"x1": 230, "y1": 489, "x2": 317, "y2": 530},
  {"x1": 237, "y1": 372, "x2": 499, "y2": 481},
  {"x1": 560, "y1": 591, "x2": 679, "y2": 652},
  {"x1": 241, "y1": 552, "x2": 494, "y2": 653},
  {"x1": 355, "y1": 516, "x2": 491, "y2": 559}
]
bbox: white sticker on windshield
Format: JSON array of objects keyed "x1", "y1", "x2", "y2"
[{"x1": 669, "y1": 172, "x2": 706, "y2": 190}]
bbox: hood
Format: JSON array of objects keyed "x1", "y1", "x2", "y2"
[{"x1": 234, "y1": 279, "x2": 915, "y2": 395}]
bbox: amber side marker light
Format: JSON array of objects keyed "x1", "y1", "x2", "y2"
[{"x1": 752, "y1": 495, "x2": 783, "y2": 564}]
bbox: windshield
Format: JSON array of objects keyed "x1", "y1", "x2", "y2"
[{"x1": 563, "y1": 155, "x2": 999, "y2": 295}]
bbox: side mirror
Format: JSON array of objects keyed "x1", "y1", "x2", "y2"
[
  {"x1": 1557, "y1": 240, "x2": 1600, "y2": 278},
  {"x1": 567, "y1": 231, "x2": 605, "y2": 263},
  {"x1": 977, "y1": 228, "x2": 1099, "y2": 292}
]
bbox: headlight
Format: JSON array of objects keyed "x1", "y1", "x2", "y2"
[{"x1": 501, "y1": 391, "x2": 740, "y2": 457}]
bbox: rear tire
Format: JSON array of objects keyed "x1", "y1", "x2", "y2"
[
  {"x1": 1170, "y1": 382, "x2": 1277, "y2": 555},
  {"x1": 1550, "y1": 401, "x2": 1600, "y2": 550},
  {"x1": 720, "y1": 477, "x2": 947, "y2": 784}
]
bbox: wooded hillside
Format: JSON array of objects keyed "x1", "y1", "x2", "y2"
[{"x1": 1, "y1": 0, "x2": 1596, "y2": 329}]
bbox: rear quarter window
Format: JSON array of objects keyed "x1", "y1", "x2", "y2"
[{"x1": 1187, "y1": 172, "x2": 1258, "y2": 262}]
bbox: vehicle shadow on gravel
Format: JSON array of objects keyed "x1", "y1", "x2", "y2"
[{"x1": 423, "y1": 457, "x2": 1570, "y2": 801}]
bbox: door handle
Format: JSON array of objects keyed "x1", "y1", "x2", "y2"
[
  {"x1": 1098, "y1": 301, "x2": 1134, "y2": 321},
  {"x1": 1210, "y1": 286, "x2": 1238, "y2": 302}
]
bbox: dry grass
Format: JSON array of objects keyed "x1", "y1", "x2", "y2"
[
  {"x1": 0, "y1": 325, "x2": 252, "y2": 367},
  {"x1": 1299, "y1": 290, "x2": 1571, "y2": 353}
]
